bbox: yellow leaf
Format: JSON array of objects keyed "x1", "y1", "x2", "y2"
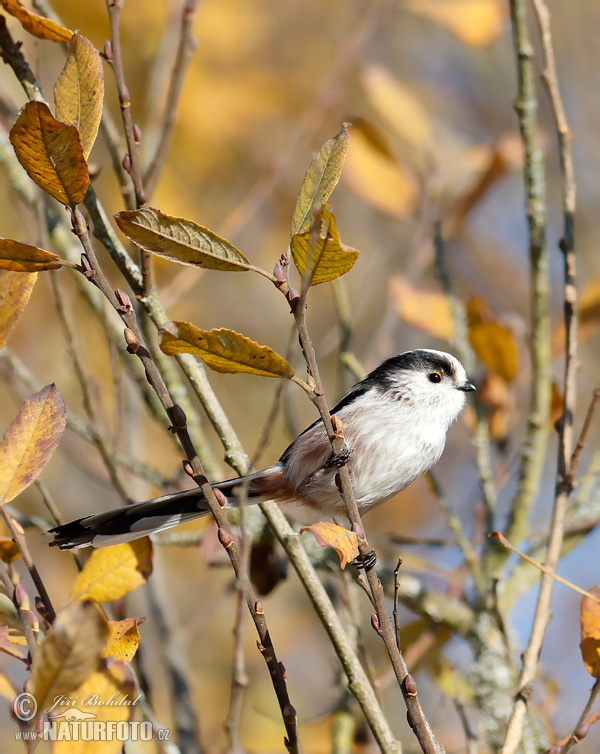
[
  {"x1": 30, "y1": 601, "x2": 108, "y2": 723},
  {"x1": 407, "y1": 0, "x2": 508, "y2": 49},
  {"x1": 343, "y1": 122, "x2": 418, "y2": 216},
  {"x1": 291, "y1": 123, "x2": 349, "y2": 236},
  {"x1": 389, "y1": 275, "x2": 455, "y2": 341},
  {"x1": 114, "y1": 207, "x2": 252, "y2": 271},
  {"x1": 467, "y1": 298, "x2": 518, "y2": 383},
  {"x1": 0, "y1": 536, "x2": 21, "y2": 563},
  {"x1": 0, "y1": 0, "x2": 72, "y2": 42},
  {"x1": 300, "y1": 522, "x2": 359, "y2": 570},
  {"x1": 103, "y1": 618, "x2": 144, "y2": 664},
  {"x1": 425, "y1": 654, "x2": 473, "y2": 702},
  {"x1": 0, "y1": 270, "x2": 36, "y2": 348},
  {"x1": 70, "y1": 539, "x2": 153, "y2": 603},
  {"x1": 51, "y1": 659, "x2": 137, "y2": 754},
  {"x1": 0, "y1": 384, "x2": 66, "y2": 504},
  {"x1": 361, "y1": 65, "x2": 432, "y2": 151},
  {"x1": 0, "y1": 239, "x2": 74, "y2": 273},
  {"x1": 290, "y1": 206, "x2": 358, "y2": 285},
  {"x1": 9, "y1": 102, "x2": 89, "y2": 207},
  {"x1": 54, "y1": 34, "x2": 104, "y2": 160},
  {"x1": 0, "y1": 609, "x2": 27, "y2": 646},
  {"x1": 159, "y1": 322, "x2": 294, "y2": 378},
  {"x1": 581, "y1": 586, "x2": 600, "y2": 677},
  {"x1": 0, "y1": 625, "x2": 25, "y2": 660}
]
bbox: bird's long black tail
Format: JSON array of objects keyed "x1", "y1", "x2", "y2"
[{"x1": 48, "y1": 473, "x2": 268, "y2": 550}]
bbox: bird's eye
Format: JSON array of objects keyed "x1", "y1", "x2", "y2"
[{"x1": 428, "y1": 371, "x2": 442, "y2": 384}]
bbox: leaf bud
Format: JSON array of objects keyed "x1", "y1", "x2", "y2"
[
  {"x1": 133, "y1": 124, "x2": 142, "y2": 144},
  {"x1": 255, "y1": 601, "x2": 264, "y2": 615},
  {"x1": 287, "y1": 287, "x2": 300, "y2": 312},
  {"x1": 122, "y1": 154, "x2": 131, "y2": 173},
  {"x1": 119, "y1": 85, "x2": 131, "y2": 105},
  {"x1": 217, "y1": 528, "x2": 233, "y2": 548},
  {"x1": 14, "y1": 585, "x2": 29, "y2": 610},
  {"x1": 574, "y1": 724, "x2": 589, "y2": 741},
  {"x1": 123, "y1": 327, "x2": 139, "y2": 353},
  {"x1": 103, "y1": 40, "x2": 112, "y2": 61},
  {"x1": 170, "y1": 404, "x2": 187, "y2": 429},
  {"x1": 213, "y1": 488, "x2": 227, "y2": 508},
  {"x1": 403, "y1": 674, "x2": 418, "y2": 697},
  {"x1": 370, "y1": 613, "x2": 380, "y2": 633},
  {"x1": 115, "y1": 288, "x2": 132, "y2": 311},
  {"x1": 182, "y1": 459, "x2": 194, "y2": 477}
]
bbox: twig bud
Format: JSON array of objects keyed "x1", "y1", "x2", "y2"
[
  {"x1": 278, "y1": 661, "x2": 287, "y2": 680},
  {"x1": 123, "y1": 327, "x2": 140, "y2": 354},
  {"x1": 255, "y1": 601, "x2": 264, "y2": 615},
  {"x1": 122, "y1": 154, "x2": 131, "y2": 173},
  {"x1": 80, "y1": 253, "x2": 95, "y2": 279},
  {"x1": 283, "y1": 703, "x2": 296, "y2": 725},
  {"x1": 170, "y1": 404, "x2": 187, "y2": 429},
  {"x1": 213, "y1": 488, "x2": 227, "y2": 508},
  {"x1": 370, "y1": 613, "x2": 380, "y2": 633},
  {"x1": 119, "y1": 85, "x2": 131, "y2": 105},
  {"x1": 14, "y1": 585, "x2": 29, "y2": 610},
  {"x1": 287, "y1": 287, "x2": 300, "y2": 312},
  {"x1": 103, "y1": 39, "x2": 112, "y2": 61},
  {"x1": 182, "y1": 460, "x2": 194, "y2": 477},
  {"x1": 403, "y1": 674, "x2": 418, "y2": 697},
  {"x1": 351, "y1": 522, "x2": 365, "y2": 539},
  {"x1": 115, "y1": 288, "x2": 132, "y2": 312},
  {"x1": 217, "y1": 528, "x2": 233, "y2": 549},
  {"x1": 133, "y1": 124, "x2": 142, "y2": 144},
  {"x1": 574, "y1": 724, "x2": 589, "y2": 741}
]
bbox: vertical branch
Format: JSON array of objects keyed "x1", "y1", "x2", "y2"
[
  {"x1": 501, "y1": 1, "x2": 578, "y2": 750},
  {"x1": 488, "y1": 0, "x2": 551, "y2": 577}
]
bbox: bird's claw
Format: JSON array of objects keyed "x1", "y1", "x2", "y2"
[
  {"x1": 351, "y1": 549, "x2": 377, "y2": 571},
  {"x1": 324, "y1": 445, "x2": 350, "y2": 469}
]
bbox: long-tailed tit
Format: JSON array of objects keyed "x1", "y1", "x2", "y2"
[{"x1": 49, "y1": 349, "x2": 475, "y2": 550}]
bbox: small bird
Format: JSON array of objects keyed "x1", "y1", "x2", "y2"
[{"x1": 49, "y1": 349, "x2": 475, "y2": 550}]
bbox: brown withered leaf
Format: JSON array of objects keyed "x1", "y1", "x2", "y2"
[
  {"x1": 115, "y1": 207, "x2": 252, "y2": 271},
  {"x1": 0, "y1": 239, "x2": 74, "y2": 273},
  {"x1": 30, "y1": 601, "x2": 109, "y2": 722},
  {"x1": 467, "y1": 298, "x2": 518, "y2": 383},
  {"x1": 0, "y1": 0, "x2": 72, "y2": 42},
  {"x1": 159, "y1": 322, "x2": 294, "y2": 378},
  {"x1": 389, "y1": 275, "x2": 455, "y2": 341},
  {"x1": 9, "y1": 102, "x2": 88, "y2": 207},
  {"x1": 580, "y1": 585, "x2": 600, "y2": 677},
  {"x1": 291, "y1": 123, "x2": 349, "y2": 236},
  {"x1": 103, "y1": 618, "x2": 144, "y2": 664},
  {"x1": 343, "y1": 120, "x2": 418, "y2": 216},
  {"x1": 0, "y1": 384, "x2": 66, "y2": 504},
  {"x1": 70, "y1": 539, "x2": 153, "y2": 603},
  {"x1": 0, "y1": 270, "x2": 36, "y2": 349},
  {"x1": 290, "y1": 206, "x2": 358, "y2": 285},
  {"x1": 301, "y1": 521, "x2": 359, "y2": 570},
  {"x1": 54, "y1": 34, "x2": 104, "y2": 159}
]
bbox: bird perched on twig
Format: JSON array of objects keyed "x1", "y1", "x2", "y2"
[{"x1": 49, "y1": 349, "x2": 475, "y2": 553}]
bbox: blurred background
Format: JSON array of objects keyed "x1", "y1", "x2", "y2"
[{"x1": 0, "y1": 0, "x2": 599, "y2": 751}]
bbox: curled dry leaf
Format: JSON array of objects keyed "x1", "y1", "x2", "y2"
[
  {"x1": 103, "y1": 618, "x2": 144, "y2": 664},
  {"x1": 0, "y1": 239, "x2": 73, "y2": 273},
  {"x1": 0, "y1": 270, "x2": 36, "y2": 349},
  {"x1": 30, "y1": 601, "x2": 109, "y2": 722},
  {"x1": 291, "y1": 123, "x2": 350, "y2": 236},
  {"x1": 580, "y1": 585, "x2": 600, "y2": 677},
  {"x1": 290, "y1": 206, "x2": 358, "y2": 285},
  {"x1": 70, "y1": 539, "x2": 153, "y2": 603},
  {"x1": 301, "y1": 521, "x2": 359, "y2": 570},
  {"x1": 0, "y1": 384, "x2": 66, "y2": 504},
  {"x1": 389, "y1": 275, "x2": 455, "y2": 341},
  {"x1": 159, "y1": 322, "x2": 294, "y2": 378},
  {"x1": 9, "y1": 102, "x2": 89, "y2": 207},
  {"x1": 54, "y1": 34, "x2": 104, "y2": 159},
  {"x1": 467, "y1": 298, "x2": 518, "y2": 383},
  {"x1": 0, "y1": 0, "x2": 72, "y2": 42},
  {"x1": 115, "y1": 207, "x2": 252, "y2": 271}
]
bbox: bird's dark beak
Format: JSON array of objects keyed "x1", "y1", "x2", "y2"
[{"x1": 457, "y1": 381, "x2": 476, "y2": 392}]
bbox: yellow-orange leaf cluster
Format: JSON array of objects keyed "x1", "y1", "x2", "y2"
[
  {"x1": 580, "y1": 585, "x2": 600, "y2": 677},
  {"x1": 301, "y1": 521, "x2": 359, "y2": 569}
]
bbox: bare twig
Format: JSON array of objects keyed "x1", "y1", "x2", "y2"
[{"x1": 559, "y1": 677, "x2": 600, "y2": 753}]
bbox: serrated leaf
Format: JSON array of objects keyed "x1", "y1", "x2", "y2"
[
  {"x1": 580, "y1": 585, "x2": 600, "y2": 677},
  {"x1": 103, "y1": 618, "x2": 144, "y2": 664},
  {"x1": 290, "y1": 206, "x2": 358, "y2": 285},
  {"x1": 300, "y1": 522, "x2": 359, "y2": 569},
  {"x1": 51, "y1": 658, "x2": 136, "y2": 754},
  {"x1": 159, "y1": 322, "x2": 294, "y2": 378},
  {"x1": 389, "y1": 275, "x2": 455, "y2": 341},
  {"x1": 54, "y1": 34, "x2": 104, "y2": 160},
  {"x1": 467, "y1": 298, "x2": 518, "y2": 383},
  {"x1": 343, "y1": 121, "x2": 418, "y2": 216},
  {"x1": 361, "y1": 65, "x2": 432, "y2": 151},
  {"x1": 9, "y1": 102, "x2": 89, "y2": 207},
  {"x1": 291, "y1": 124, "x2": 350, "y2": 236},
  {"x1": 0, "y1": 384, "x2": 66, "y2": 504},
  {"x1": 0, "y1": 270, "x2": 36, "y2": 349},
  {"x1": 30, "y1": 601, "x2": 108, "y2": 723},
  {"x1": 70, "y1": 539, "x2": 153, "y2": 603},
  {"x1": 0, "y1": 0, "x2": 72, "y2": 42},
  {"x1": 115, "y1": 207, "x2": 252, "y2": 271},
  {"x1": 0, "y1": 239, "x2": 73, "y2": 273}
]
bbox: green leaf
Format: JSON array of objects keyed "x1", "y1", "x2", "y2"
[
  {"x1": 291, "y1": 123, "x2": 350, "y2": 236},
  {"x1": 114, "y1": 207, "x2": 253, "y2": 272},
  {"x1": 159, "y1": 323, "x2": 294, "y2": 378},
  {"x1": 290, "y1": 206, "x2": 358, "y2": 285}
]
